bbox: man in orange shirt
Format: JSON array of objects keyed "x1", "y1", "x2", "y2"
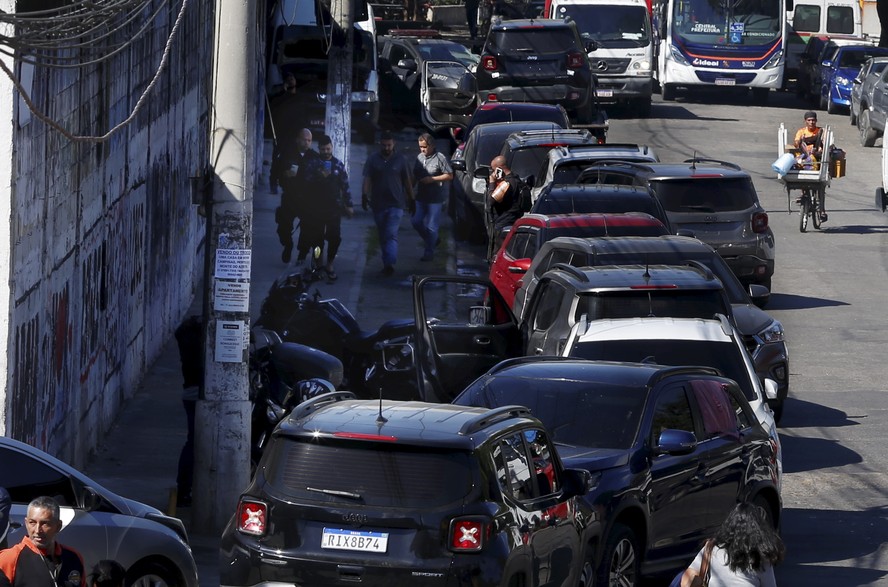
[
  {"x1": 0, "y1": 496, "x2": 85, "y2": 586},
  {"x1": 794, "y1": 110, "x2": 823, "y2": 161}
]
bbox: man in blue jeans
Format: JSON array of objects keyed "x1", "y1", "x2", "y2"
[
  {"x1": 412, "y1": 133, "x2": 453, "y2": 262},
  {"x1": 362, "y1": 131, "x2": 414, "y2": 276}
]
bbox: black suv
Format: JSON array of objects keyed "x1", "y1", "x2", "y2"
[
  {"x1": 580, "y1": 159, "x2": 776, "y2": 290},
  {"x1": 220, "y1": 392, "x2": 593, "y2": 587},
  {"x1": 475, "y1": 18, "x2": 606, "y2": 129},
  {"x1": 511, "y1": 235, "x2": 789, "y2": 420},
  {"x1": 454, "y1": 358, "x2": 782, "y2": 587}
]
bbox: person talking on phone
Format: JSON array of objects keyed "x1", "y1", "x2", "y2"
[
  {"x1": 487, "y1": 156, "x2": 522, "y2": 258},
  {"x1": 299, "y1": 134, "x2": 353, "y2": 280},
  {"x1": 274, "y1": 128, "x2": 320, "y2": 264}
]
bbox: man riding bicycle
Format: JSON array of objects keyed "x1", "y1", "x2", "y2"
[{"x1": 793, "y1": 111, "x2": 827, "y2": 222}]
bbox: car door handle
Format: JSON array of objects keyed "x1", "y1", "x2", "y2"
[{"x1": 473, "y1": 335, "x2": 491, "y2": 345}]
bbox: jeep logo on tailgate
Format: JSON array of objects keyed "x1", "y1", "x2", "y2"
[
  {"x1": 704, "y1": 215, "x2": 718, "y2": 222},
  {"x1": 342, "y1": 513, "x2": 367, "y2": 523}
]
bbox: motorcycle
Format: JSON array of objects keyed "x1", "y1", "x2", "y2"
[
  {"x1": 249, "y1": 327, "x2": 343, "y2": 463},
  {"x1": 255, "y1": 262, "x2": 419, "y2": 401}
]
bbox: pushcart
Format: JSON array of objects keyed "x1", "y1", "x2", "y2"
[{"x1": 776, "y1": 123, "x2": 844, "y2": 232}]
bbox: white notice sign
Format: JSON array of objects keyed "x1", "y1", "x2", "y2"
[
  {"x1": 215, "y1": 320, "x2": 246, "y2": 362},
  {"x1": 214, "y1": 280, "x2": 250, "y2": 312},
  {"x1": 215, "y1": 249, "x2": 252, "y2": 280}
]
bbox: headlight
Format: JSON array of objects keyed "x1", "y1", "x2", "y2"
[
  {"x1": 836, "y1": 76, "x2": 850, "y2": 87},
  {"x1": 472, "y1": 178, "x2": 487, "y2": 194},
  {"x1": 763, "y1": 49, "x2": 783, "y2": 70},
  {"x1": 631, "y1": 59, "x2": 652, "y2": 73},
  {"x1": 669, "y1": 45, "x2": 689, "y2": 66},
  {"x1": 758, "y1": 320, "x2": 785, "y2": 344}
]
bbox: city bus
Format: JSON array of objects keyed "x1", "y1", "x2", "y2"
[{"x1": 652, "y1": 0, "x2": 789, "y2": 102}]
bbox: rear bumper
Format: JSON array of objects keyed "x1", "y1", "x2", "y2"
[
  {"x1": 594, "y1": 75, "x2": 653, "y2": 101},
  {"x1": 722, "y1": 254, "x2": 775, "y2": 283},
  {"x1": 481, "y1": 83, "x2": 588, "y2": 110}
]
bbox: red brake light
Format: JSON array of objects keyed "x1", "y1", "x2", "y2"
[
  {"x1": 567, "y1": 52, "x2": 584, "y2": 69},
  {"x1": 482, "y1": 55, "x2": 498, "y2": 71},
  {"x1": 236, "y1": 499, "x2": 268, "y2": 536},
  {"x1": 487, "y1": 93, "x2": 499, "y2": 101},
  {"x1": 752, "y1": 211, "x2": 769, "y2": 233},
  {"x1": 450, "y1": 518, "x2": 488, "y2": 551}
]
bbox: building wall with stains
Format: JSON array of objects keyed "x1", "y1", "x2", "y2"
[{"x1": 2, "y1": 0, "x2": 218, "y2": 466}]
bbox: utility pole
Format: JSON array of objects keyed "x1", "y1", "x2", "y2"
[
  {"x1": 326, "y1": 0, "x2": 354, "y2": 167},
  {"x1": 193, "y1": 0, "x2": 257, "y2": 533}
]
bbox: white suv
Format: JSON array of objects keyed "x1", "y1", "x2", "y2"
[{"x1": 562, "y1": 314, "x2": 782, "y2": 486}]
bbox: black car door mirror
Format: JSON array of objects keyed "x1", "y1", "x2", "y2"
[
  {"x1": 397, "y1": 58, "x2": 418, "y2": 71},
  {"x1": 656, "y1": 429, "x2": 697, "y2": 455},
  {"x1": 561, "y1": 468, "x2": 594, "y2": 497},
  {"x1": 474, "y1": 165, "x2": 491, "y2": 179}
]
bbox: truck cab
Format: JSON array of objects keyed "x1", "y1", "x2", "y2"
[
  {"x1": 546, "y1": 0, "x2": 654, "y2": 116},
  {"x1": 785, "y1": 0, "x2": 862, "y2": 88}
]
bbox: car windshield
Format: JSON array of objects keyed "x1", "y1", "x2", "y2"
[
  {"x1": 575, "y1": 290, "x2": 729, "y2": 321},
  {"x1": 265, "y1": 439, "x2": 475, "y2": 507},
  {"x1": 553, "y1": 5, "x2": 650, "y2": 47},
  {"x1": 552, "y1": 158, "x2": 653, "y2": 184},
  {"x1": 838, "y1": 49, "x2": 888, "y2": 69},
  {"x1": 491, "y1": 29, "x2": 579, "y2": 54},
  {"x1": 569, "y1": 339, "x2": 754, "y2": 401},
  {"x1": 417, "y1": 43, "x2": 480, "y2": 67},
  {"x1": 473, "y1": 129, "x2": 522, "y2": 168},
  {"x1": 651, "y1": 178, "x2": 757, "y2": 212},
  {"x1": 458, "y1": 375, "x2": 645, "y2": 449},
  {"x1": 510, "y1": 147, "x2": 564, "y2": 180}
]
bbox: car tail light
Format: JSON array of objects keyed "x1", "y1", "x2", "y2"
[
  {"x1": 567, "y1": 52, "x2": 584, "y2": 69},
  {"x1": 487, "y1": 93, "x2": 499, "y2": 101},
  {"x1": 449, "y1": 517, "x2": 488, "y2": 552},
  {"x1": 482, "y1": 55, "x2": 498, "y2": 71},
  {"x1": 236, "y1": 499, "x2": 268, "y2": 536},
  {"x1": 752, "y1": 211, "x2": 769, "y2": 233}
]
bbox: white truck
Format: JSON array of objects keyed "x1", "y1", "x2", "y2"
[
  {"x1": 785, "y1": 0, "x2": 863, "y2": 88},
  {"x1": 546, "y1": 0, "x2": 654, "y2": 116}
]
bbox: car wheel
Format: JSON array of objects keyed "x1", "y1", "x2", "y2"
[
  {"x1": 876, "y1": 187, "x2": 888, "y2": 212},
  {"x1": 752, "y1": 495, "x2": 778, "y2": 532},
  {"x1": 578, "y1": 550, "x2": 596, "y2": 587},
  {"x1": 126, "y1": 561, "x2": 181, "y2": 587},
  {"x1": 850, "y1": 106, "x2": 857, "y2": 126},
  {"x1": 662, "y1": 84, "x2": 676, "y2": 101},
  {"x1": 819, "y1": 91, "x2": 827, "y2": 110},
  {"x1": 597, "y1": 523, "x2": 640, "y2": 587},
  {"x1": 860, "y1": 110, "x2": 878, "y2": 147},
  {"x1": 826, "y1": 97, "x2": 839, "y2": 115}
]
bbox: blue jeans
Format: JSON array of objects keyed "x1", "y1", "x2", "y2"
[
  {"x1": 411, "y1": 201, "x2": 443, "y2": 257},
  {"x1": 373, "y1": 206, "x2": 403, "y2": 268}
]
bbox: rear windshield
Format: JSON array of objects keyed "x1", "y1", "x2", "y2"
[
  {"x1": 491, "y1": 29, "x2": 578, "y2": 54},
  {"x1": 471, "y1": 109, "x2": 567, "y2": 131},
  {"x1": 838, "y1": 48, "x2": 888, "y2": 69},
  {"x1": 458, "y1": 376, "x2": 645, "y2": 449},
  {"x1": 651, "y1": 178, "x2": 758, "y2": 213},
  {"x1": 533, "y1": 193, "x2": 660, "y2": 218},
  {"x1": 576, "y1": 290, "x2": 729, "y2": 321},
  {"x1": 265, "y1": 439, "x2": 474, "y2": 507},
  {"x1": 510, "y1": 147, "x2": 565, "y2": 180},
  {"x1": 545, "y1": 223, "x2": 667, "y2": 240},
  {"x1": 570, "y1": 339, "x2": 754, "y2": 401}
]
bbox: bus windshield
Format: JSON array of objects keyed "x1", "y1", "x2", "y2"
[{"x1": 671, "y1": 0, "x2": 782, "y2": 46}]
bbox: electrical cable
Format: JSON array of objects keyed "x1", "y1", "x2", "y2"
[{"x1": 0, "y1": 0, "x2": 190, "y2": 142}]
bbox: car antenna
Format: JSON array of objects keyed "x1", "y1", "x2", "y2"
[
  {"x1": 690, "y1": 152, "x2": 698, "y2": 170},
  {"x1": 376, "y1": 386, "x2": 388, "y2": 424}
]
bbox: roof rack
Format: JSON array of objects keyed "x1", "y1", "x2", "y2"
[
  {"x1": 549, "y1": 263, "x2": 590, "y2": 282},
  {"x1": 681, "y1": 259, "x2": 715, "y2": 281},
  {"x1": 290, "y1": 391, "x2": 356, "y2": 421},
  {"x1": 459, "y1": 405, "x2": 533, "y2": 435},
  {"x1": 648, "y1": 365, "x2": 722, "y2": 385}
]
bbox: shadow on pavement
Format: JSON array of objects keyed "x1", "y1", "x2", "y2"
[
  {"x1": 764, "y1": 292, "x2": 850, "y2": 311},
  {"x1": 778, "y1": 397, "x2": 863, "y2": 430},
  {"x1": 779, "y1": 434, "x2": 862, "y2": 474}
]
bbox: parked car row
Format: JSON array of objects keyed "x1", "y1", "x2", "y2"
[{"x1": 221, "y1": 20, "x2": 788, "y2": 587}]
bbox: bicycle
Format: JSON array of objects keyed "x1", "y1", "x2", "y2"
[{"x1": 797, "y1": 186, "x2": 825, "y2": 233}]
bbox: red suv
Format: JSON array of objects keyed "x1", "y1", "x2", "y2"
[{"x1": 488, "y1": 212, "x2": 668, "y2": 306}]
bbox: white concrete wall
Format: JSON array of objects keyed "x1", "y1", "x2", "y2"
[{"x1": 1, "y1": 0, "x2": 223, "y2": 466}]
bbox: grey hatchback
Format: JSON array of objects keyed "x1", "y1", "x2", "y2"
[{"x1": 580, "y1": 159, "x2": 776, "y2": 290}]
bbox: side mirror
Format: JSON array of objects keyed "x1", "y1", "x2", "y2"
[
  {"x1": 561, "y1": 468, "x2": 596, "y2": 497},
  {"x1": 656, "y1": 429, "x2": 697, "y2": 455},
  {"x1": 474, "y1": 165, "x2": 491, "y2": 179},
  {"x1": 451, "y1": 159, "x2": 467, "y2": 172},
  {"x1": 508, "y1": 258, "x2": 532, "y2": 274},
  {"x1": 853, "y1": 77, "x2": 862, "y2": 85},
  {"x1": 397, "y1": 58, "x2": 417, "y2": 71},
  {"x1": 584, "y1": 38, "x2": 598, "y2": 53},
  {"x1": 748, "y1": 283, "x2": 770, "y2": 307},
  {"x1": 762, "y1": 378, "x2": 779, "y2": 401},
  {"x1": 675, "y1": 228, "x2": 696, "y2": 238},
  {"x1": 81, "y1": 486, "x2": 103, "y2": 512}
]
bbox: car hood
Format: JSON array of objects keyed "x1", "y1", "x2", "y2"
[
  {"x1": 730, "y1": 303, "x2": 773, "y2": 336},
  {"x1": 835, "y1": 66, "x2": 860, "y2": 81},
  {"x1": 557, "y1": 445, "x2": 629, "y2": 470}
]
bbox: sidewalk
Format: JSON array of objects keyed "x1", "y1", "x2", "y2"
[{"x1": 83, "y1": 129, "x2": 457, "y2": 585}]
